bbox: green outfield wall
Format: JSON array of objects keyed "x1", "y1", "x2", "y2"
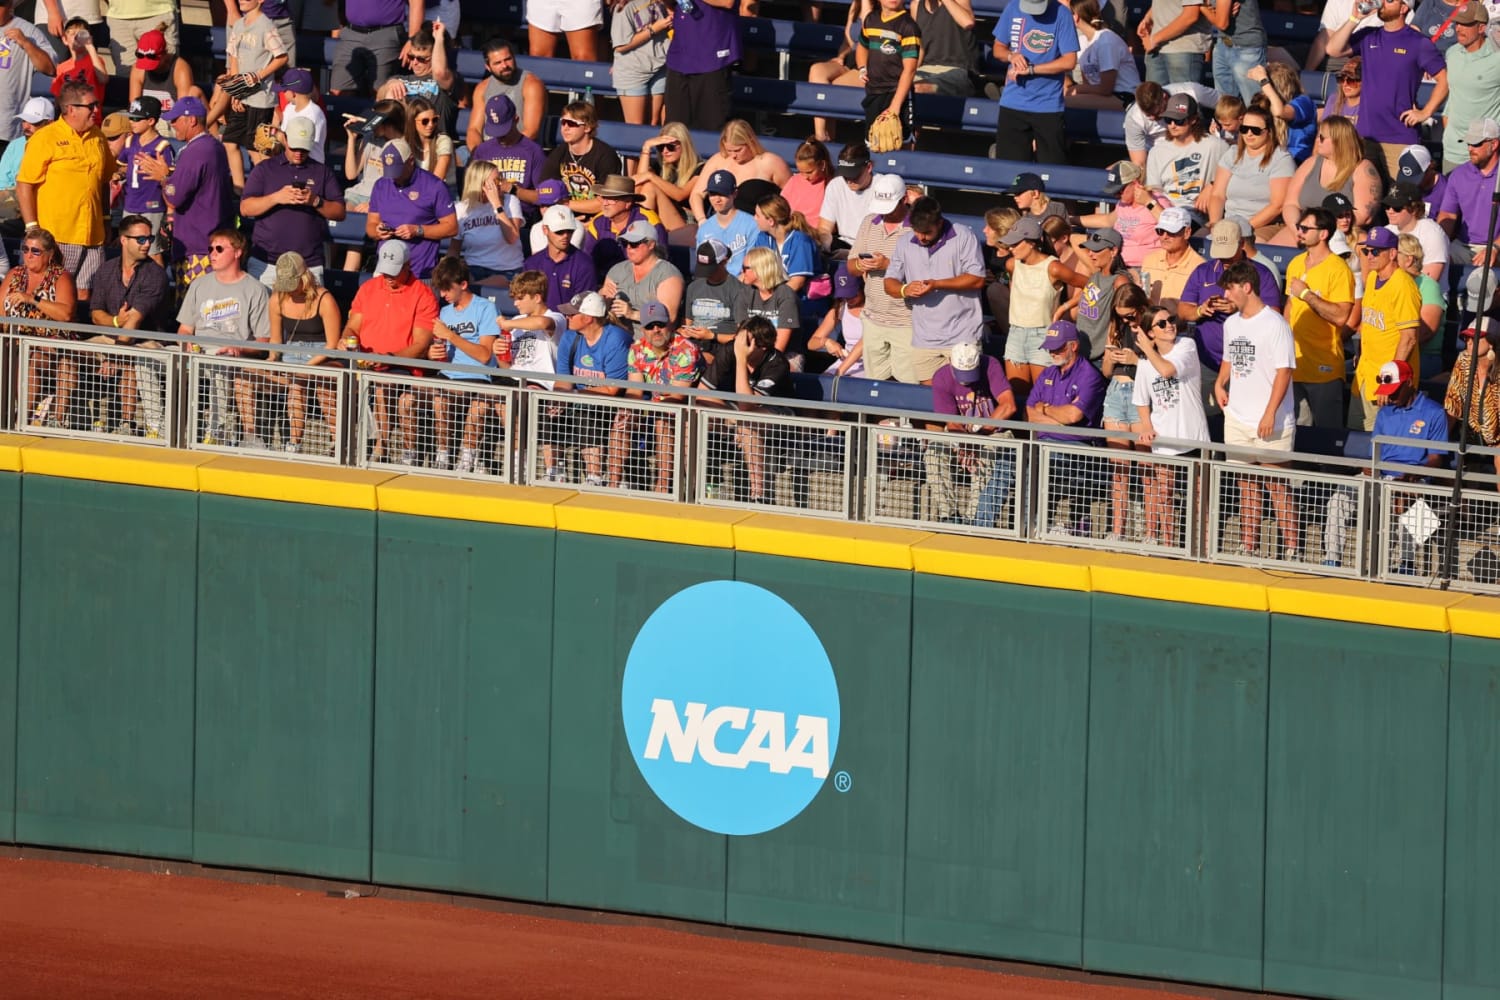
[{"x1": 3, "y1": 436, "x2": 1500, "y2": 1000}]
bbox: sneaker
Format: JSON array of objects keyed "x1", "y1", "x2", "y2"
[
  {"x1": 145, "y1": 428, "x2": 161, "y2": 440},
  {"x1": 457, "y1": 448, "x2": 476, "y2": 473},
  {"x1": 543, "y1": 466, "x2": 562, "y2": 483},
  {"x1": 284, "y1": 441, "x2": 301, "y2": 455},
  {"x1": 432, "y1": 449, "x2": 452, "y2": 471},
  {"x1": 397, "y1": 450, "x2": 417, "y2": 467},
  {"x1": 113, "y1": 420, "x2": 137, "y2": 437},
  {"x1": 241, "y1": 434, "x2": 268, "y2": 451},
  {"x1": 1043, "y1": 526, "x2": 1074, "y2": 542},
  {"x1": 1102, "y1": 531, "x2": 1124, "y2": 544},
  {"x1": 584, "y1": 474, "x2": 605, "y2": 487},
  {"x1": 1395, "y1": 559, "x2": 1416, "y2": 576},
  {"x1": 1323, "y1": 558, "x2": 1342, "y2": 568},
  {"x1": 1282, "y1": 547, "x2": 1301, "y2": 563},
  {"x1": 31, "y1": 394, "x2": 53, "y2": 426}
]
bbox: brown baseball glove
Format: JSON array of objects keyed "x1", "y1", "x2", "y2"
[
  {"x1": 867, "y1": 110, "x2": 903, "y2": 154},
  {"x1": 253, "y1": 123, "x2": 282, "y2": 156}
]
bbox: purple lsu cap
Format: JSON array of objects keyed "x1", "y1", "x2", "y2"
[
  {"x1": 534, "y1": 179, "x2": 567, "y2": 206},
  {"x1": 1362, "y1": 226, "x2": 1400, "y2": 251},
  {"x1": 162, "y1": 95, "x2": 207, "y2": 121},
  {"x1": 277, "y1": 68, "x2": 314, "y2": 94},
  {"x1": 1039, "y1": 320, "x2": 1079, "y2": 352},
  {"x1": 483, "y1": 95, "x2": 516, "y2": 138},
  {"x1": 832, "y1": 262, "x2": 859, "y2": 299}
]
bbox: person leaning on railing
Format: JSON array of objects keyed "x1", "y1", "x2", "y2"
[
  {"x1": 7, "y1": 227, "x2": 78, "y2": 430},
  {"x1": 612, "y1": 301, "x2": 701, "y2": 493},
  {"x1": 553, "y1": 290, "x2": 631, "y2": 487},
  {"x1": 88, "y1": 215, "x2": 173, "y2": 438},
  {"x1": 697, "y1": 315, "x2": 795, "y2": 504},
  {"x1": 1445, "y1": 323, "x2": 1500, "y2": 487}
]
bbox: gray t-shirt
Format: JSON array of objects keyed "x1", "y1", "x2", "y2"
[
  {"x1": 228, "y1": 13, "x2": 286, "y2": 110},
  {"x1": 1146, "y1": 134, "x2": 1224, "y2": 210},
  {"x1": 177, "y1": 271, "x2": 271, "y2": 342},
  {"x1": 1220, "y1": 146, "x2": 1295, "y2": 223},
  {"x1": 684, "y1": 275, "x2": 749, "y2": 335},
  {"x1": 1151, "y1": 0, "x2": 1209, "y2": 54},
  {"x1": 607, "y1": 256, "x2": 684, "y2": 327},
  {"x1": 611, "y1": 0, "x2": 670, "y2": 82},
  {"x1": 0, "y1": 19, "x2": 52, "y2": 142}
]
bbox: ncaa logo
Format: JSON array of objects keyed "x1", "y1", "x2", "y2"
[{"x1": 622, "y1": 581, "x2": 840, "y2": 836}]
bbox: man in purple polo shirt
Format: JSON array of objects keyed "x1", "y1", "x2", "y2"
[
  {"x1": 524, "y1": 204, "x2": 599, "y2": 309},
  {"x1": 138, "y1": 96, "x2": 234, "y2": 302},
  {"x1": 664, "y1": 0, "x2": 739, "y2": 132},
  {"x1": 582, "y1": 175, "x2": 669, "y2": 274},
  {"x1": 1179, "y1": 219, "x2": 1283, "y2": 412},
  {"x1": 1027, "y1": 320, "x2": 1107, "y2": 538},
  {"x1": 474, "y1": 95, "x2": 546, "y2": 192},
  {"x1": 366, "y1": 138, "x2": 457, "y2": 280},
  {"x1": 330, "y1": 0, "x2": 423, "y2": 98},
  {"x1": 240, "y1": 118, "x2": 347, "y2": 286},
  {"x1": 883, "y1": 196, "x2": 986, "y2": 384},
  {"x1": 1437, "y1": 117, "x2": 1500, "y2": 264},
  {"x1": 1325, "y1": 0, "x2": 1448, "y2": 177}
]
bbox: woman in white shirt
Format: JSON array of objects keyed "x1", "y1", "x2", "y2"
[
  {"x1": 449, "y1": 160, "x2": 526, "y2": 284},
  {"x1": 1066, "y1": 0, "x2": 1141, "y2": 110},
  {"x1": 1132, "y1": 305, "x2": 1208, "y2": 548}
]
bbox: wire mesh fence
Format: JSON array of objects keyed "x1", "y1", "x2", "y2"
[
  {"x1": 187, "y1": 353, "x2": 347, "y2": 462},
  {"x1": 356, "y1": 370, "x2": 515, "y2": 479},
  {"x1": 1370, "y1": 440, "x2": 1500, "y2": 590},
  {"x1": 15, "y1": 335, "x2": 178, "y2": 445},
  {"x1": 523, "y1": 390, "x2": 685, "y2": 496},
  {"x1": 693, "y1": 406, "x2": 854, "y2": 517},
  {"x1": 865, "y1": 424, "x2": 1025, "y2": 538},
  {"x1": 1034, "y1": 439, "x2": 1201, "y2": 557},
  {"x1": 1205, "y1": 452, "x2": 1371, "y2": 575}
]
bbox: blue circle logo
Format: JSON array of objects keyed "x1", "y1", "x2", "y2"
[{"x1": 622, "y1": 582, "x2": 840, "y2": 836}]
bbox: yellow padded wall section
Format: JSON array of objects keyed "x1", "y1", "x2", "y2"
[
  {"x1": 20, "y1": 438, "x2": 213, "y2": 492},
  {"x1": 1266, "y1": 576, "x2": 1465, "y2": 632},
  {"x1": 910, "y1": 534, "x2": 1093, "y2": 592},
  {"x1": 555, "y1": 492, "x2": 751, "y2": 549},
  {"x1": 377, "y1": 477, "x2": 573, "y2": 528},
  {"x1": 0, "y1": 434, "x2": 42, "y2": 472},
  {"x1": 733, "y1": 514, "x2": 932, "y2": 571},
  {"x1": 197, "y1": 456, "x2": 397, "y2": 511}
]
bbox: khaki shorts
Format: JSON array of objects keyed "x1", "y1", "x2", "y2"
[
  {"x1": 1224, "y1": 411, "x2": 1294, "y2": 463},
  {"x1": 861, "y1": 316, "x2": 915, "y2": 383},
  {"x1": 909, "y1": 345, "x2": 952, "y2": 384}
]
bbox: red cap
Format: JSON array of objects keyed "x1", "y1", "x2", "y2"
[
  {"x1": 135, "y1": 29, "x2": 166, "y2": 72},
  {"x1": 1374, "y1": 360, "x2": 1413, "y2": 396}
]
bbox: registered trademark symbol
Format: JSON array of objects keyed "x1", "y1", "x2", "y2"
[{"x1": 834, "y1": 771, "x2": 852, "y2": 793}]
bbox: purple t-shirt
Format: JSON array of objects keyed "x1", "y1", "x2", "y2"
[
  {"x1": 1353, "y1": 25, "x2": 1445, "y2": 144},
  {"x1": 369, "y1": 166, "x2": 455, "y2": 279},
  {"x1": 164, "y1": 132, "x2": 235, "y2": 258},
  {"x1": 241, "y1": 153, "x2": 344, "y2": 267},
  {"x1": 1179, "y1": 259, "x2": 1283, "y2": 368},
  {"x1": 1029, "y1": 356, "x2": 1105, "y2": 442},
  {"x1": 1424, "y1": 173, "x2": 1447, "y2": 222},
  {"x1": 667, "y1": 1, "x2": 740, "y2": 74},
  {"x1": 473, "y1": 135, "x2": 547, "y2": 191},
  {"x1": 932, "y1": 355, "x2": 1009, "y2": 417},
  {"x1": 122, "y1": 131, "x2": 173, "y2": 215},
  {"x1": 263, "y1": 0, "x2": 291, "y2": 18},
  {"x1": 345, "y1": 0, "x2": 406, "y2": 27},
  {"x1": 1437, "y1": 160, "x2": 1499, "y2": 244},
  {"x1": 523, "y1": 246, "x2": 600, "y2": 309}
]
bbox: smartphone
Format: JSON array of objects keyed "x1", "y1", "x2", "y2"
[{"x1": 857, "y1": 253, "x2": 875, "y2": 260}]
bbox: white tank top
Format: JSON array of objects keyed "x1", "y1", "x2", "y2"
[{"x1": 1010, "y1": 257, "x2": 1059, "y2": 329}]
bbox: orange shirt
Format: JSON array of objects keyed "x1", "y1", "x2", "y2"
[{"x1": 351, "y1": 276, "x2": 438, "y2": 357}]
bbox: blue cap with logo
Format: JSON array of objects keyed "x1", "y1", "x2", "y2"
[{"x1": 705, "y1": 169, "x2": 737, "y2": 196}]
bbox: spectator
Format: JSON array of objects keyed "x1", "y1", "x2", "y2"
[
  {"x1": 737, "y1": 246, "x2": 801, "y2": 361},
  {"x1": 701, "y1": 316, "x2": 795, "y2": 504},
  {"x1": 524, "y1": 204, "x2": 599, "y2": 309},
  {"x1": 664, "y1": 0, "x2": 740, "y2": 132},
  {"x1": 1100, "y1": 283, "x2": 1148, "y2": 540},
  {"x1": 1213, "y1": 258, "x2": 1298, "y2": 557},
  {"x1": 886, "y1": 196, "x2": 986, "y2": 384},
  {"x1": 366, "y1": 138, "x2": 458, "y2": 281},
  {"x1": 991, "y1": 0, "x2": 1079, "y2": 164},
  {"x1": 614, "y1": 300, "x2": 701, "y2": 491},
  {"x1": 0, "y1": 0, "x2": 55, "y2": 146},
  {"x1": 141, "y1": 97, "x2": 235, "y2": 302},
  {"x1": 90, "y1": 216, "x2": 173, "y2": 439},
  {"x1": 1076, "y1": 228, "x2": 1132, "y2": 361},
  {"x1": 1133, "y1": 305, "x2": 1209, "y2": 546},
  {"x1": 1445, "y1": 325, "x2": 1500, "y2": 481},
  {"x1": 696, "y1": 169, "x2": 762, "y2": 274},
  {"x1": 1325, "y1": 0, "x2": 1448, "y2": 179},
  {"x1": 1211, "y1": 93, "x2": 1245, "y2": 146},
  {"x1": 330, "y1": 0, "x2": 421, "y2": 97},
  {"x1": 1326, "y1": 358, "x2": 1449, "y2": 569},
  {"x1": 540, "y1": 101, "x2": 622, "y2": 214},
  {"x1": 632, "y1": 123, "x2": 703, "y2": 233},
  {"x1": 1442, "y1": 4, "x2": 1500, "y2": 173},
  {"x1": 1140, "y1": 205, "x2": 1204, "y2": 309},
  {"x1": 17, "y1": 79, "x2": 114, "y2": 316},
  {"x1": 751, "y1": 193, "x2": 820, "y2": 298},
  {"x1": 912, "y1": 0, "x2": 977, "y2": 98},
  {"x1": 265, "y1": 251, "x2": 344, "y2": 455},
  {"x1": 1280, "y1": 115, "x2": 1381, "y2": 238},
  {"x1": 1203, "y1": 0, "x2": 1266, "y2": 104},
  {"x1": 429, "y1": 256, "x2": 501, "y2": 473},
  {"x1": 1124, "y1": 80, "x2": 1222, "y2": 168},
  {"x1": 341, "y1": 99, "x2": 406, "y2": 214},
  {"x1": 221, "y1": 0, "x2": 297, "y2": 109},
  {"x1": 344, "y1": 241, "x2": 439, "y2": 463},
  {"x1": 210, "y1": 0, "x2": 287, "y2": 191},
  {"x1": 1438, "y1": 118, "x2": 1500, "y2": 264},
  {"x1": 465, "y1": 38, "x2": 547, "y2": 149},
  {"x1": 779, "y1": 138, "x2": 833, "y2": 232},
  {"x1": 1000, "y1": 215, "x2": 1088, "y2": 395},
  {"x1": 583, "y1": 175, "x2": 668, "y2": 274},
  {"x1": 107, "y1": 3, "x2": 176, "y2": 73},
  {"x1": 498, "y1": 269, "x2": 565, "y2": 390},
  {"x1": 1351, "y1": 226, "x2": 1422, "y2": 429},
  {"x1": 808, "y1": 0, "x2": 873, "y2": 142},
  {"x1": 1307, "y1": 0, "x2": 1381, "y2": 72},
  {"x1": 682, "y1": 238, "x2": 750, "y2": 365},
  {"x1": 100, "y1": 112, "x2": 130, "y2": 162},
  {"x1": 555, "y1": 290, "x2": 631, "y2": 486},
  {"x1": 9, "y1": 228, "x2": 78, "y2": 428},
  {"x1": 1246, "y1": 62, "x2": 1316, "y2": 163},
  {"x1": 689, "y1": 120, "x2": 791, "y2": 219},
  {"x1": 1397, "y1": 144, "x2": 1446, "y2": 218},
  {"x1": 1208, "y1": 105, "x2": 1294, "y2": 239},
  {"x1": 528, "y1": 0, "x2": 603, "y2": 61},
  {"x1": 473, "y1": 95, "x2": 547, "y2": 194},
  {"x1": 610, "y1": 0, "x2": 671, "y2": 126},
  {"x1": 378, "y1": 21, "x2": 461, "y2": 139},
  {"x1": 1029, "y1": 321, "x2": 1106, "y2": 535},
  {"x1": 981, "y1": 205, "x2": 1020, "y2": 351},
  {"x1": 1326, "y1": 192, "x2": 1358, "y2": 254},
  {"x1": 1138, "y1": 0, "x2": 1209, "y2": 87},
  {"x1": 1384, "y1": 183, "x2": 1449, "y2": 284},
  {"x1": 818, "y1": 141, "x2": 879, "y2": 251},
  {"x1": 1321, "y1": 57, "x2": 1361, "y2": 129},
  {"x1": 1396, "y1": 233, "x2": 1446, "y2": 377},
  {"x1": 1082, "y1": 161, "x2": 1164, "y2": 271},
  {"x1": 927, "y1": 341, "x2": 1018, "y2": 527},
  {"x1": 1181, "y1": 219, "x2": 1283, "y2": 410},
  {"x1": 451, "y1": 159, "x2": 525, "y2": 285},
  {"x1": 807, "y1": 262, "x2": 866, "y2": 375},
  {"x1": 51, "y1": 18, "x2": 105, "y2": 123},
  {"x1": 0, "y1": 98, "x2": 55, "y2": 218},
  {"x1": 274, "y1": 69, "x2": 327, "y2": 164},
  {"x1": 1284, "y1": 206, "x2": 1357, "y2": 428},
  {"x1": 239, "y1": 117, "x2": 346, "y2": 287},
  {"x1": 855, "y1": 0, "x2": 921, "y2": 148},
  {"x1": 1010, "y1": 172, "x2": 1069, "y2": 224},
  {"x1": 403, "y1": 97, "x2": 454, "y2": 186},
  {"x1": 1066, "y1": 0, "x2": 1140, "y2": 110},
  {"x1": 600, "y1": 218, "x2": 685, "y2": 333},
  {"x1": 1146, "y1": 93, "x2": 1222, "y2": 216},
  {"x1": 1412, "y1": 0, "x2": 1468, "y2": 53},
  {"x1": 127, "y1": 27, "x2": 201, "y2": 116},
  {"x1": 849, "y1": 173, "x2": 915, "y2": 380}
]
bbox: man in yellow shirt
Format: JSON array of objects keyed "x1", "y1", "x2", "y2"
[
  {"x1": 1139, "y1": 207, "x2": 1203, "y2": 311},
  {"x1": 1284, "y1": 207, "x2": 1357, "y2": 430},
  {"x1": 16, "y1": 79, "x2": 115, "y2": 317},
  {"x1": 1351, "y1": 227, "x2": 1421, "y2": 431}
]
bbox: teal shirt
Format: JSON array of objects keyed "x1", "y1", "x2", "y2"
[
  {"x1": 1443, "y1": 41, "x2": 1500, "y2": 169},
  {"x1": 0, "y1": 135, "x2": 27, "y2": 191}
]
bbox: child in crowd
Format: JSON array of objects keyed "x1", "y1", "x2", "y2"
[
  {"x1": 499, "y1": 270, "x2": 566, "y2": 475},
  {"x1": 430, "y1": 257, "x2": 501, "y2": 473},
  {"x1": 856, "y1": 0, "x2": 921, "y2": 148},
  {"x1": 807, "y1": 263, "x2": 866, "y2": 376}
]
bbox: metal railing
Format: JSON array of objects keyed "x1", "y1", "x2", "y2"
[{"x1": 4, "y1": 319, "x2": 1500, "y2": 594}]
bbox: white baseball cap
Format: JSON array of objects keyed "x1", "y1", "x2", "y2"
[
  {"x1": 1156, "y1": 206, "x2": 1193, "y2": 234},
  {"x1": 558, "y1": 291, "x2": 607, "y2": 318},
  {"x1": 19, "y1": 97, "x2": 54, "y2": 125},
  {"x1": 867, "y1": 173, "x2": 906, "y2": 215},
  {"x1": 542, "y1": 204, "x2": 579, "y2": 232}
]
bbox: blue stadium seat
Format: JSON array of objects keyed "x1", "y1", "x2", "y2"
[
  {"x1": 322, "y1": 268, "x2": 363, "y2": 312},
  {"x1": 1255, "y1": 243, "x2": 1299, "y2": 273},
  {"x1": 871, "y1": 150, "x2": 1110, "y2": 202},
  {"x1": 833, "y1": 376, "x2": 933, "y2": 411},
  {"x1": 742, "y1": 18, "x2": 845, "y2": 79},
  {"x1": 329, "y1": 211, "x2": 368, "y2": 249},
  {"x1": 514, "y1": 56, "x2": 618, "y2": 99}
]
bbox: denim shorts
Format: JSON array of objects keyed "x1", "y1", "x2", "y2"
[
  {"x1": 1102, "y1": 377, "x2": 1136, "y2": 424},
  {"x1": 1003, "y1": 324, "x2": 1050, "y2": 367}
]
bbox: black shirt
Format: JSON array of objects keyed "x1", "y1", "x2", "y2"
[{"x1": 91, "y1": 256, "x2": 172, "y2": 333}]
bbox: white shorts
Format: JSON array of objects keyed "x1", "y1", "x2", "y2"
[
  {"x1": 527, "y1": 0, "x2": 603, "y2": 33},
  {"x1": 1224, "y1": 411, "x2": 1294, "y2": 463}
]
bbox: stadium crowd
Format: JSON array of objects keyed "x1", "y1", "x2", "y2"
[{"x1": 4, "y1": 0, "x2": 1500, "y2": 548}]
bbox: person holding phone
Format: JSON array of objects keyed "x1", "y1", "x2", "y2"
[
  {"x1": 240, "y1": 117, "x2": 346, "y2": 288},
  {"x1": 1177, "y1": 218, "x2": 1282, "y2": 414}
]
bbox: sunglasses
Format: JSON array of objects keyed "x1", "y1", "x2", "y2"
[
  {"x1": 1240, "y1": 124, "x2": 1267, "y2": 136},
  {"x1": 1114, "y1": 312, "x2": 1138, "y2": 322},
  {"x1": 1361, "y1": 246, "x2": 1389, "y2": 256},
  {"x1": 125, "y1": 234, "x2": 153, "y2": 244},
  {"x1": 1339, "y1": 75, "x2": 1361, "y2": 84},
  {"x1": 643, "y1": 322, "x2": 668, "y2": 330},
  {"x1": 209, "y1": 244, "x2": 234, "y2": 254},
  {"x1": 1151, "y1": 317, "x2": 1174, "y2": 329},
  {"x1": 1377, "y1": 373, "x2": 1402, "y2": 385},
  {"x1": 68, "y1": 101, "x2": 100, "y2": 110},
  {"x1": 560, "y1": 118, "x2": 586, "y2": 128},
  {"x1": 416, "y1": 115, "x2": 436, "y2": 125},
  {"x1": 408, "y1": 52, "x2": 432, "y2": 63},
  {"x1": 659, "y1": 140, "x2": 680, "y2": 151},
  {"x1": 20, "y1": 245, "x2": 43, "y2": 255},
  {"x1": 1155, "y1": 228, "x2": 1184, "y2": 236},
  {"x1": 135, "y1": 49, "x2": 159, "y2": 59}
]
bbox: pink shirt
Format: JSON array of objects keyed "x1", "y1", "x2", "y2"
[
  {"x1": 781, "y1": 173, "x2": 828, "y2": 231},
  {"x1": 1117, "y1": 203, "x2": 1160, "y2": 269}
]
